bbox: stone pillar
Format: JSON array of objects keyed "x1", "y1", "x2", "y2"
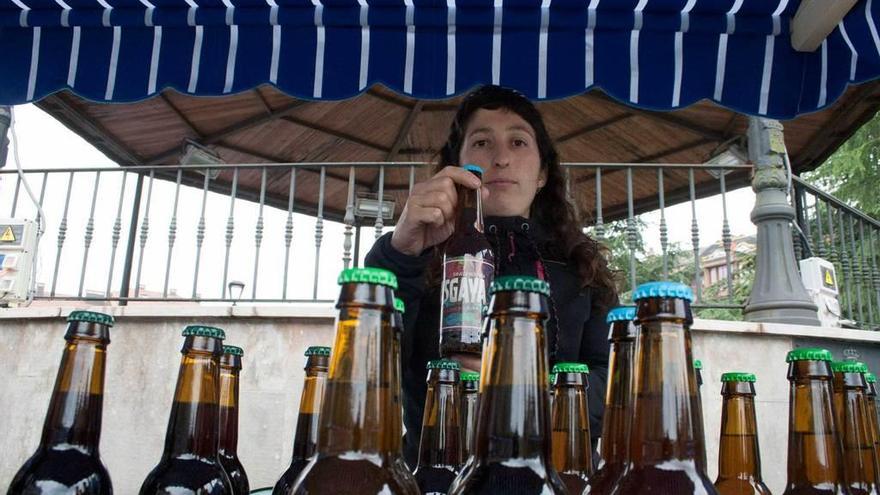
[
  {"x1": 0, "y1": 106, "x2": 10, "y2": 169},
  {"x1": 743, "y1": 117, "x2": 820, "y2": 326}
]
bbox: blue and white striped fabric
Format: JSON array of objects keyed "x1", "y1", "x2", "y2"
[{"x1": 2, "y1": 0, "x2": 880, "y2": 118}]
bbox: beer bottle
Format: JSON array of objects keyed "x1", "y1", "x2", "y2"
[
  {"x1": 831, "y1": 360, "x2": 879, "y2": 494},
  {"x1": 782, "y1": 348, "x2": 846, "y2": 495},
  {"x1": 586, "y1": 306, "x2": 637, "y2": 495},
  {"x1": 219, "y1": 345, "x2": 249, "y2": 495},
  {"x1": 8, "y1": 311, "x2": 115, "y2": 494},
  {"x1": 460, "y1": 371, "x2": 480, "y2": 461},
  {"x1": 612, "y1": 281, "x2": 717, "y2": 495},
  {"x1": 272, "y1": 346, "x2": 331, "y2": 495},
  {"x1": 550, "y1": 362, "x2": 593, "y2": 494},
  {"x1": 694, "y1": 359, "x2": 708, "y2": 473},
  {"x1": 713, "y1": 372, "x2": 771, "y2": 495},
  {"x1": 413, "y1": 359, "x2": 464, "y2": 494},
  {"x1": 291, "y1": 267, "x2": 418, "y2": 494},
  {"x1": 448, "y1": 275, "x2": 567, "y2": 494},
  {"x1": 440, "y1": 163, "x2": 495, "y2": 357},
  {"x1": 140, "y1": 325, "x2": 233, "y2": 495},
  {"x1": 866, "y1": 372, "x2": 880, "y2": 482}
]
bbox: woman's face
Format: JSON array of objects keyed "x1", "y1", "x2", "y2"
[{"x1": 459, "y1": 108, "x2": 546, "y2": 218}]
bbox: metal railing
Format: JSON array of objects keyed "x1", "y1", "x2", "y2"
[
  {"x1": 1, "y1": 161, "x2": 754, "y2": 309},
  {"x1": 793, "y1": 176, "x2": 880, "y2": 330}
]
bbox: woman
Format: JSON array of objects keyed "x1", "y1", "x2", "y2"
[{"x1": 365, "y1": 85, "x2": 617, "y2": 468}]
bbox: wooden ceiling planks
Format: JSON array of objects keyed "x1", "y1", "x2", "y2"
[{"x1": 33, "y1": 80, "x2": 880, "y2": 225}]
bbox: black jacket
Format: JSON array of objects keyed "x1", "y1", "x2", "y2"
[{"x1": 365, "y1": 216, "x2": 612, "y2": 468}]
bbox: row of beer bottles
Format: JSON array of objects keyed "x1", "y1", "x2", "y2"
[{"x1": 7, "y1": 312, "x2": 250, "y2": 494}]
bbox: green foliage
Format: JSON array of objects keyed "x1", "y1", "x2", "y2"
[{"x1": 804, "y1": 110, "x2": 880, "y2": 219}]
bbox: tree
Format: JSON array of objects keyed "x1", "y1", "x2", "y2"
[{"x1": 804, "y1": 110, "x2": 880, "y2": 219}]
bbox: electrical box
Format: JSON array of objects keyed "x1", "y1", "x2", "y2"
[
  {"x1": 0, "y1": 219, "x2": 37, "y2": 303},
  {"x1": 799, "y1": 257, "x2": 842, "y2": 327}
]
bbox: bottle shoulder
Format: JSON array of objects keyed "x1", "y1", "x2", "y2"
[
  {"x1": 140, "y1": 456, "x2": 232, "y2": 494},
  {"x1": 294, "y1": 454, "x2": 419, "y2": 494},
  {"x1": 448, "y1": 460, "x2": 567, "y2": 495},
  {"x1": 9, "y1": 448, "x2": 112, "y2": 495},
  {"x1": 715, "y1": 478, "x2": 772, "y2": 495}
]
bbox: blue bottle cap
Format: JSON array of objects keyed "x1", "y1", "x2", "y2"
[
  {"x1": 462, "y1": 164, "x2": 483, "y2": 176},
  {"x1": 632, "y1": 281, "x2": 694, "y2": 302},
  {"x1": 606, "y1": 306, "x2": 637, "y2": 324}
]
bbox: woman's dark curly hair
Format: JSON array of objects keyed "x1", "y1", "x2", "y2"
[{"x1": 433, "y1": 85, "x2": 617, "y2": 307}]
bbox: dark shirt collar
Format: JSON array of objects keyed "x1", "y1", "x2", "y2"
[{"x1": 485, "y1": 216, "x2": 547, "y2": 240}]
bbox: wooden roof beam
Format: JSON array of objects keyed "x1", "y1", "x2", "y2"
[
  {"x1": 159, "y1": 92, "x2": 203, "y2": 137},
  {"x1": 556, "y1": 113, "x2": 634, "y2": 144},
  {"x1": 144, "y1": 99, "x2": 313, "y2": 165},
  {"x1": 279, "y1": 114, "x2": 431, "y2": 156},
  {"x1": 792, "y1": 0, "x2": 857, "y2": 52}
]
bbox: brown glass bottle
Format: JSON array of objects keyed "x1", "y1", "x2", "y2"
[
  {"x1": 219, "y1": 345, "x2": 249, "y2": 495},
  {"x1": 694, "y1": 359, "x2": 708, "y2": 473},
  {"x1": 413, "y1": 359, "x2": 464, "y2": 494},
  {"x1": 550, "y1": 362, "x2": 593, "y2": 494},
  {"x1": 291, "y1": 267, "x2": 418, "y2": 494},
  {"x1": 8, "y1": 311, "x2": 115, "y2": 495},
  {"x1": 612, "y1": 281, "x2": 717, "y2": 495},
  {"x1": 273, "y1": 346, "x2": 330, "y2": 495},
  {"x1": 586, "y1": 306, "x2": 637, "y2": 495},
  {"x1": 866, "y1": 372, "x2": 880, "y2": 486},
  {"x1": 713, "y1": 372, "x2": 771, "y2": 495},
  {"x1": 140, "y1": 325, "x2": 233, "y2": 495},
  {"x1": 448, "y1": 275, "x2": 567, "y2": 494},
  {"x1": 440, "y1": 163, "x2": 495, "y2": 356},
  {"x1": 782, "y1": 348, "x2": 846, "y2": 495},
  {"x1": 831, "y1": 361, "x2": 879, "y2": 495},
  {"x1": 460, "y1": 371, "x2": 480, "y2": 461}
]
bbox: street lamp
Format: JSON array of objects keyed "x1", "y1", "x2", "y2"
[{"x1": 227, "y1": 280, "x2": 245, "y2": 305}]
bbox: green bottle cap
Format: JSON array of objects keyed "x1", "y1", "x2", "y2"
[
  {"x1": 394, "y1": 298, "x2": 405, "y2": 314},
  {"x1": 694, "y1": 359, "x2": 703, "y2": 370},
  {"x1": 632, "y1": 281, "x2": 694, "y2": 302},
  {"x1": 304, "y1": 346, "x2": 331, "y2": 357},
  {"x1": 460, "y1": 371, "x2": 480, "y2": 382},
  {"x1": 181, "y1": 325, "x2": 226, "y2": 340},
  {"x1": 786, "y1": 347, "x2": 834, "y2": 363},
  {"x1": 867, "y1": 372, "x2": 877, "y2": 384},
  {"x1": 337, "y1": 267, "x2": 398, "y2": 290},
  {"x1": 551, "y1": 362, "x2": 590, "y2": 374},
  {"x1": 222, "y1": 345, "x2": 244, "y2": 356},
  {"x1": 548, "y1": 373, "x2": 557, "y2": 384},
  {"x1": 489, "y1": 275, "x2": 551, "y2": 297},
  {"x1": 67, "y1": 310, "x2": 115, "y2": 327},
  {"x1": 721, "y1": 372, "x2": 756, "y2": 383},
  {"x1": 831, "y1": 361, "x2": 869, "y2": 374},
  {"x1": 427, "y1": 359, "x2": 461, "y2": 371}
]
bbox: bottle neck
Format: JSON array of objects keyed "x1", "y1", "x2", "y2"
[
  {"x1": 417, "y1": 374, "x2": 463, "y2": 469},
  {"x1": 833, "y1": 372, "x2": 875, "y2": 487},
  {"x1": 40, "y1": 336, "x2": 108, "y2": 454},
  {"x1": 717, "y1": 384, "x2": 763, "y2": 481},
  {"x1": 550, "y1": 376, "x2": 592, "y2": 475},
  {"x1": 164, "y1": 337, "x2": 222, "y2": 459},
  {"x1": 600, "y1": 336, "x2": 635, "y2": 465},
  {"x1": 462, "y1": 386, "x2": 479, "y2": 457},
  {"x1": 628, "y1": 317, "x2": 702, "y2": 464},
  {"x1": 455, "y1": 183, "x2": 484, "y2": 236},
  {"x1": 786, "y1": 361, "x2": 843, "y2": 487},
  {"x1": 292, "y1": 367, "x2": 328, "y2": 461},
  {"x1": 475, "y1": 305, "x2": 551, "y2": 463},
  {"x1": 318, "y1": 302, "x2": 402, "y2": 456},
  {"x1": 218, "y1": 362, "x2": 241, "y2": 456}
]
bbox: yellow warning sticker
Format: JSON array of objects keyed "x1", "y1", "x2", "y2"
[
  {"x1": 0, "y1": 226, "x2": 14, "y2": 242},
  {"x1": 821, "y1": 266, "x2": 836, "y2": 290},
  {"x1": 825, "y1": 270, "x2": 834, "y2": 286}
]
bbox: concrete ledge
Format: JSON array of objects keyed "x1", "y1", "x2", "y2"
[{"x1": 692, "y1": 317, "x2": 880, "y2": 343}]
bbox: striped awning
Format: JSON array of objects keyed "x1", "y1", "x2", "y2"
[{"x1": 2, "y1": 0, "x2": 880, "y2": 118}]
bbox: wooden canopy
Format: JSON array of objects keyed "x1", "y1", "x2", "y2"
[{"x1": 35, "y1": 81, "x2": 880, "y2": 225}]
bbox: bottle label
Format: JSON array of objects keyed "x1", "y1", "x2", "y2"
[{"x1": 440, "y1": 254, "x2": 494, "y2": 344}]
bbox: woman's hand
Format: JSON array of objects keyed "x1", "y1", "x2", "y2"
[{"x1": 391, "y1": 166, "x2": 487, "y2": 256}]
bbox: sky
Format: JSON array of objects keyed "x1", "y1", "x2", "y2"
[{"x1": 0, "y1": 103, "x2": 757, "y2": 302}]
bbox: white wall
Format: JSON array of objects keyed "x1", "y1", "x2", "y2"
[{"x1": 2, "y1": 307, "x2": 880, "y2": 493}]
